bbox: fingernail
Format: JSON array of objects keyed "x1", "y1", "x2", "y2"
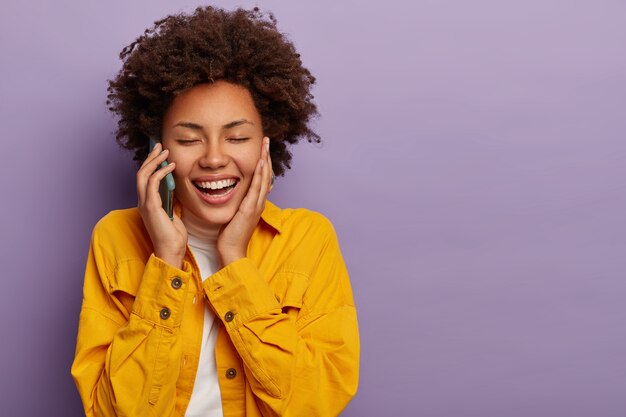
[{"x1": 260, "y1": 159, "x2": 265, "y2": 167}]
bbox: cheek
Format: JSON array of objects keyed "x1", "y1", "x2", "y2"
[
  {"x1": 167, "y1": 150, "x2": 193, "y2": 171},
  {"x1": 168, "y1": 157, "x2": 194, "y2": 186},
  {"x1": 237, "y1": 149, "x2": 262, "y2": 176}
]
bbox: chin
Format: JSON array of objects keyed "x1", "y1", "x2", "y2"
[
  {"x1": 202, "y1": 214, "x2": 234, "y2": 227},
  {"x1": 196, "y1": 206, "x2": 237, "y2": 227},
  {"x1": 176, "y1": 194, "x2": 235, "y2": 226}
]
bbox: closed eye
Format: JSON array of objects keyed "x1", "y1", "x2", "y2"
[
  {"x1": 176, "y1": 139, "x2": 201, "y2": 145},
  {"x1": 227, "y1": 137, "x2": 250, "y2": 143}
]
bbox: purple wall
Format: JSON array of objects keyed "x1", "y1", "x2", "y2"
[{"x1": 1, "y1": 0, "x2": 625, "y2": 415}]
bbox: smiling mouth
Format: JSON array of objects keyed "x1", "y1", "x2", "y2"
[{"x1": 193, "y1": 178, "x2": 238, "y2": 196}]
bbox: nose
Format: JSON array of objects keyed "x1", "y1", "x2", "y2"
[{"x1": 198, "y1": 140, "x2": 229, "y2": 169}]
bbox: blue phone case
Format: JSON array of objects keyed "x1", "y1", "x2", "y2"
[{"x1": 149, "y1": 138, "x2": 175, "y2": 220}]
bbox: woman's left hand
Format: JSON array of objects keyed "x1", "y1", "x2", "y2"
[{"x1": 217, "y1": 137, "x2": 272, "y2": 266}]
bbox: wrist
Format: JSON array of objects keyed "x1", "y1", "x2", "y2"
[
  {"x1": 154, "y1": 250, "x2": 185, "y2": 270},
  {"x1": 219, "y1": 251, "x2": 246, "y2": 267}
]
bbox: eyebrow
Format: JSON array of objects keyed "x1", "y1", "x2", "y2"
[
  {"x1": 173, "y1": 121, "x2": 203, "y2": 130},
  {"x1": 173, "y1": 119, "x2": 254, "y2": 131},
  {"x1": 223, "y1": 119, "x2": 254, "y2": 129}
]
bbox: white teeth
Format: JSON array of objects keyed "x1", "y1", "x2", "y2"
[{"x1": 196, "y1": 179, "x2": 236, "y2": 190}]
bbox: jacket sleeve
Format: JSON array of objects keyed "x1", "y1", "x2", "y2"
[
  {"x1": 71, "y1": 224, "x2": 194, "y2": 417},
  {"x1": 203, "y1": 219, "x2": 360, "y2": 417}
]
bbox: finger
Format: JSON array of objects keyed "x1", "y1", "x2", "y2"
[
  {"x1": 146, "y1": 160, "x2": 175, "y2": 198},
  {"x1": 263, "y1": 137, "x2": 270, "y2": 170},
  {"x1": 257, "y1": 138, "x2": 271, "y2": 206},
  {"x1": 149, "y1": 141, "x2": 162, "y2": 155},
  {"x1": 267, "y1": 137, "x2": 273, "y2": 175},
  {"x1": 266, "y1": 138, "x2": 274, "y2": 192},
  {"x1": 266, "y1": 137, "x2": 273, "y2": 181},
  {"x1": 241, "y1": 157, "x2": 263, "y2": 214},
  {"x1": 145, "y1": 162, "x2": 176, "y2": 211},
  {"x1": 139, "y1": 148, "x2": 169, "y2": 175},
  {"x1": 139, "y1": 142, "x2": 164, "y2": 169},
  {"x1": 137, "y1": 149, "x2": 169, "y2": 202}
]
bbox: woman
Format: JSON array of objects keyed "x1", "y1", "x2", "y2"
[{"x1": 71, "y1": 6, "x2": 359, "y2": 417}]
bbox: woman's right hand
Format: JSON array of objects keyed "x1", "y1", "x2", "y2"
[{"x1": 137, "y1": 142, "x2": 188, "y2": 269}]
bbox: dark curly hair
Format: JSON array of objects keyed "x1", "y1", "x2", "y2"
[{"x1": 107, "y1": 6, "x2": 319, "y2": 176}]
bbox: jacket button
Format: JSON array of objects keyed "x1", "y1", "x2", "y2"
[
  {"x1": 171, "y1": 277, "x2": 183, "y2": 289},
  {"x1": 226, "y1": 368, "x2": 237, "y2": 379},
  {"x1": 160, "y1": 307, "x2": 171, "y2": 320},
  {"x1": 224, "y1": 311, "x2": 235, "y2": 322}
]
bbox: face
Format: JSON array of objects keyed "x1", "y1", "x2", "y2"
[{"x1": 161, "y1": 81, "x2": 264, "y2": 226}]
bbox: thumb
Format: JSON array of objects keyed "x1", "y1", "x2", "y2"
[{"x1": 172, "y1": 214, "x2": 188, "y2": 237}]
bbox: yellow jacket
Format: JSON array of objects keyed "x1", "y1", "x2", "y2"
[{"x1": 71, "y1": 201, "x2": 359, "y2": 417}]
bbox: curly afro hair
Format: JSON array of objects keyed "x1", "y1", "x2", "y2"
[{"x1": 107, "y1": 6, "x2": 319, "y2": 176}]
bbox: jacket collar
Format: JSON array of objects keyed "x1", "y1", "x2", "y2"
[{"x1": 260, "y1": 200, "x2": 282, "y2": 233}]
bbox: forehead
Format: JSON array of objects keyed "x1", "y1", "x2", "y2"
[{"x1": 164, "y1": 81, "x2": 261, "y2": 127}]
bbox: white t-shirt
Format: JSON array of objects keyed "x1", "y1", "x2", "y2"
[{"x1": 183, "y1": 210, "x2": 224, "y2": 417}]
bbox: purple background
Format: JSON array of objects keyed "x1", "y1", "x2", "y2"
[{"x1": 1, "y1": 0, "x2": 625, "y2": 416}]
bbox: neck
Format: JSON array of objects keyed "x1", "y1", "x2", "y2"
[{"x1": 181, "y1": 207, "x2": 221, "y2": 242}]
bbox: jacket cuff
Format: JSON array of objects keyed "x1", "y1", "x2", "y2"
[
  {"x1": 132, "y1": 254, "x2": 193, "y2": 329},
  {"x1": 203, "y1": 258, "x2": 280, "y2": 328}
]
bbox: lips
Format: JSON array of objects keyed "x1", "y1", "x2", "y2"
[
  {"x1": 193, "y1": 178, "x2": 238, "y2": 195},
  {"x1": 192, "y1": 177, "x2": 240, "y2": 204}
]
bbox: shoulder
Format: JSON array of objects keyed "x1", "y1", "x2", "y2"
[
  {"x1": 92, "y1": 207, "x2": 143, "y2": 239},
  {"x1": 91, "y1": 208, "x2": 152, "y2": 260},
  {"x1": 266, "y1": 201, "x2": 337, "y2": 243},
  {"x1": 264, "y1": 203, "x2": 353, "y2": 309},
  {"x1": 284, "y1": 207, "x2": 334, "y2": 232}
]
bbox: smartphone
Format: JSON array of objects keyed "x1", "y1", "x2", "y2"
[{"x1": 148, "y1": 138, "x2": 176, "y2": 220}]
